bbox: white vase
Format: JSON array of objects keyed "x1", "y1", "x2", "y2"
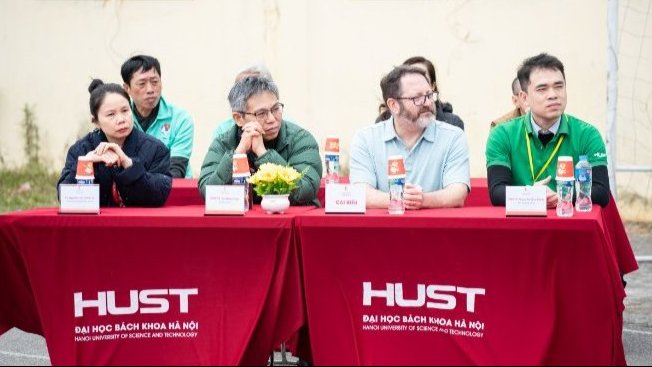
[{"x1": 261, "y1": 194, "x2": 290, "y2": 214}]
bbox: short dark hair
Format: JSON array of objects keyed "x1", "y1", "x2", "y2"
[
  {"x1": 517, "y1": 53, "x2": 565, "y2": 92},
  {"x1": 403, "y1": 56, "x2": 437, "y2": 87},
  {"x1": 87, "y1": 79, "x2": 130, "y2": 122},
  {"x1": 380, "y1": 65, "x2": 428, "y2": 104},
  {"x1": 120, "y1": 55, "x2": 161, "y2": 85}
]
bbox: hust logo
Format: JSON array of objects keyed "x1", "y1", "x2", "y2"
[
  {"x1": 74, "y1": 288, "x2": 198, "y2": 317},
  {"x1": 362, "y1": 282, "x2": 485, "y2": 313}
]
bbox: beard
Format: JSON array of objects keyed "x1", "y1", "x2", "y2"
[{"x1": 398, "y1": 102, "x2": 435, "y2": 130}]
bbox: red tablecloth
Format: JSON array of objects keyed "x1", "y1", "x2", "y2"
[
  {"x1": 466, "y1": 178, "x2": 637, "y2": 274},
  {"x1": 166, "y1": 178, "x2": 203, "y2": 206},
  {"x1": 169, "y1": 177, "x2": 489, "y2": 208},
  {"x1": 296, "y1": 207, "x2": 632, "y2": 365},
  {"x1": 0, "y1": 205, "x2": 311, "y2": 365},
  {"x1": 465, "y1": 178, "x2": 490, "y2": 207}
]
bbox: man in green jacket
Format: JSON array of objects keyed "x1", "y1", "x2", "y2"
[
  {"x1": 199, "y1": 76, "x2": 322, "y2": 206},
  {"x1": 121, "y1": 55, "x2": 194, "y2": 178}
]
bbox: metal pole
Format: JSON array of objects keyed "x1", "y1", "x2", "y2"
[{"x1": 606, "y1": 0, "x2": 619, "y2": 197}]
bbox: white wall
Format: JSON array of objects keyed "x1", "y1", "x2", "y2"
[{"x1": 0, "y1": 0, "x2": 607, "y2": 179}]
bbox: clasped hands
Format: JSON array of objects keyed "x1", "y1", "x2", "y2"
[
  {"x1": 84, "y1": 142, "x2": 133, "y2": 169},
  {"x1": 235, "y1": 121, "x2": 267, "y2": 157},
  {"x1": 403, "y1": 183, "x2": 424, "y2": 210}
]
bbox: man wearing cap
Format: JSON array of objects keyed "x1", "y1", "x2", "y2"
[
  {"x1": 349, "y1": 65, "x2": 470, "y2": 210},
  {"x1": 485, "y1": 53, "x2": 611, "y2": 208},
  {"x1": 121, "y1": 55, "x2": 194, "y2": 178}
]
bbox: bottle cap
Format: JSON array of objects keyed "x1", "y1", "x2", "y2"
[
  {"x1": 556, "y1": 156, "x2": 574, "y2": 181},
  {"x1": 233, "y1": 153, "x2": 251, "y2": 177},
  {"x1": 75, "y1": 156, "x2": 95, "y2": 180},
  {"x1": 325, "y1": 137, "x2": 340, "y2": 155},
  {"x1": 387, "y1": 155, "x2": 406, "y2": 178},
  {"x1": 579, "y1": 155, "x2": 588, "y2": 161}
]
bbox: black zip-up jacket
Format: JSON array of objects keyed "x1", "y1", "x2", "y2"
[{"x1": 58, "y1": 129, "x2": 172, "y2": 207}]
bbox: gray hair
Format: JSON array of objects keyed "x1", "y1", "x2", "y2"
[
  {"x1": 228, "y1": 76, "x2": 280, "y2": 112},
  {"x1": 235, "y1": 64, "x2": 273, "y2": 82}
]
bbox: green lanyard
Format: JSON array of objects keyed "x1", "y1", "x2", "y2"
[{"x1": 525, "y1": 129, "x2": 564, "y2": 183}]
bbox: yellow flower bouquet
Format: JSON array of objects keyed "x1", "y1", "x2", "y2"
[{"x1": 248, "y1": 163, "x2": 305, "y2": 196}]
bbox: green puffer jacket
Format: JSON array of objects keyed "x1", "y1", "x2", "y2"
[{"x1": 198, "y1": 120, "x2": 323, "y2": 207}]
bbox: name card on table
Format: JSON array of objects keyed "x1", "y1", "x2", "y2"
[
  {"x1": 59, "y1": 184, "x2": 100, "y2": 214},
  {"x1": 205, "y1": 185, "x2": 245, "y2": 215},
  {"x1": 505, "y1": 186, "x2": 547, "y2": 217},
  {"x1": 325, "y1": 183, "x2": 366, "y2": 214}
]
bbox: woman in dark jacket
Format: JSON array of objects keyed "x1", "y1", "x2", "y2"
[
  {"x1": 58, "y1": 79, "x2": 172, "y2": 207},
  {"x1": 376, "y1": 56, "x2": 465, "y2": 130}
]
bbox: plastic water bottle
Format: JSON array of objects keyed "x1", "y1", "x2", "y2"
[
  {"x1": 232, "y1": 176, "x2": 252, "y2": 212},
  {"x1": 324, "y1": 137, "x2": 340, "y2": 184},
  {"x1": 232, "y1": 153, "x2": 252, "y2": 212},
  {"x1": 555, "y1": 156, "x2": 574, "y2": 217},
  {"x1": 556, "y1": 180, "x2": 574, "y2": 217},
  {"x1": 388, "y1": 177, "x2": 405, "y2": 215},
  {"x1": 325, "y1": 154, "x2": 340, "y2": 184},
  {"x1": 387, "y1": 155, "x2": 406, "y2": 215},
  {"x1": 575, "y1": 155, "x2": 593, "y2": 212}
]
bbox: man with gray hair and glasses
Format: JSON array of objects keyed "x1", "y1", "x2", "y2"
[
  {"x1": 199, "y1": 76, "x2": 322, "y2": 206},
  {"x1": 212, "y1": 64, "x2": 274, "y2": 140},
  {"x1": 349, "y1": 65, "x2": 470, "y2": 209}
]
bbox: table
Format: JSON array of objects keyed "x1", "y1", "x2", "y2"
[
  {"x1": 466, "y1": 178, "x2": 637, "y2": 274},
  {"x1": 0, "y1": 205, "x2": 311, "y2": 365},
  {"x1": 165, "y1": 177, "x2": 635, "y2": 276},
  {"x1": 319, "y1": 177, "x2": 489, "y2": 208},
  {"x1": 465, "y1": 178, "x2": 490, "y2": 207},
  {"x1": 168, "y1": 177, "x2": 490, "y2": 208},
  {"x1": 295, "y1": 207, "x2": 636, "y2": 365},
  {"x1": 166, "y1": 178, "x2": 203, "y2": 206}
]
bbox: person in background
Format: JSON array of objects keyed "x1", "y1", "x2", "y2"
[
  {"x1": 58, "y1": 79, "x2": 172, "y2": 207},
  {"x1": 212, "y1": 64, "x2": 274, "y2": 140},
  {"x1": 199, "y1": 76, "x2": 322, "y2": 206},
  {"x1": 485, "y1": 53, "x2": 610, "y2": 208},
  {"x1": 121, "y1": 55, "x2": 194, "y2": 178},
  {"x1": 351, "y1": 65, "x2": 470, "y2": 209},
  {"x1": 490, "y1": 77, "x2": 529, "y2": 128},
  {"x1": 376, "y1": 56, "x2": 465, "y2": 130}
]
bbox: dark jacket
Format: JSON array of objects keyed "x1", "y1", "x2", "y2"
[
  {"x1": 58, "y1": 129, "x2": 172, "y2": 207},
  {"x1": 199, "y1": 121, "x2": 322, "y2": 207},
  {"x1": 437, "y1": 102, "x2": 464, "y2": 130}
]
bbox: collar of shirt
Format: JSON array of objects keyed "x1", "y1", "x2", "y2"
[
  {"x1": 530, "y1": 114, "x2": 561, "y2": 135},
  {"x1": 382, "y1": 116, "x2": 436, "y2": 145}
]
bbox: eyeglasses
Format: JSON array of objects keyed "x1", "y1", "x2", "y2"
[
  {"x1": 394, "y1": 91, "x2": 437, "y2": 106},
  {"x1": 240, "y1": 103, "x2": 284, "y2": 122}
]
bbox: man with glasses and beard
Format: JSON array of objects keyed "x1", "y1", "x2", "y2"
[
  {"x1": 198, "y1": 76, "x2": 322, "y2": 206},
  {"x1": 350, "y1": 65, "x2": 470, "y2": 210}
]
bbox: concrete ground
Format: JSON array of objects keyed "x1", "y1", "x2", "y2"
[
  {"x1": 2, "y1": 222, "x2": 651, "y2": 366},
  {"x1": 622, "y1": 222, "x2": 652, "y2": 366}
]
